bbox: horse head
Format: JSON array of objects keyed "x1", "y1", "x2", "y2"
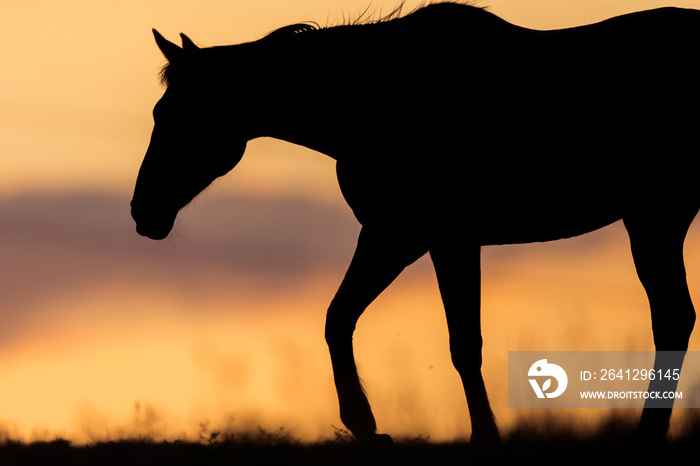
[{"x1": 131, "y1": 30, "x2": 247, "y2": 240}]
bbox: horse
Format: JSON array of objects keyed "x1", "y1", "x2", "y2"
[{"x1": 131, "y1": 2, "x2": 699, "y2": 443}]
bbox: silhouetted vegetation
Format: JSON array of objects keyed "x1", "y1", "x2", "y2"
[{"x1": 2, "y1": 413, "x2": 698, "y2": 465}]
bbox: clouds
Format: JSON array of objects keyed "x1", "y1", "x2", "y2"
[{"x1": 0, "y1": 190, "x2": 366, "y2": 347}]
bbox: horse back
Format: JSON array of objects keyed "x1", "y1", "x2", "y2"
[{"x1": 302, "y1": 6, "x2": 700, "y2": 241}]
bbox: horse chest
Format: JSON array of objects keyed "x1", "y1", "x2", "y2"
[{"x1": 335, "y1": 160, "x2": 429, "y2": 226}]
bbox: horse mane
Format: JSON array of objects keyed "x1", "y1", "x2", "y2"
[
  {"x1": 158, "y1": 1, "x2": 482, "y2": 87},
  {"x1": 260, "y1": 0, "x2": 479, "y2": 38},
  {"x1": 263, "y1": 23, "x2": 320, "y2": 40},
  {"x1": 159, "y1": 62, "x2": 174, "y2": 87}
]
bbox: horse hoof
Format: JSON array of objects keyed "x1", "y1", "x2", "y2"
[
  {"x1": 357, "y1": 433, "x2": 394, "y2": 446},
  {"x1": 470, "y1": 430, "x2": 501, "y2": 445},
  {"x1": 637, "y1": 409, "x2": 670, "y2": 442},
  {"x1": 635, "y1": 424, "x2": 668, "y2": 443}
]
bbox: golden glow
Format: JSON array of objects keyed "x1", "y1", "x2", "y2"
[{"x1": 2, "y1": 0, "x2": 700, "y2": 445}]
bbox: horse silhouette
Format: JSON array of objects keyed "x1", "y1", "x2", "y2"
[{"x1": 131, "y1": 3, "x2": 698, "y2": 443}]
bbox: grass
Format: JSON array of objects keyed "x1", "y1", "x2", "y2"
[{"x1": 1, "y1": 414, "x2": 698, "y2": 465}]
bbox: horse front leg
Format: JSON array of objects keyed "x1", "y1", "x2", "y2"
[
  {"x1": 624, "y1": 208, "x2": 697, "y2": 440},
  {"x1": 429, "y1": 237, "x2": 500, "y2": 444},
  {"x1": 325, "y1": 226, "x2": 426, "y2": 444}
]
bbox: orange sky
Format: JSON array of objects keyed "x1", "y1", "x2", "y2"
[{"x1": 2, "y1": 0, "x2": 700, "y2": 444}]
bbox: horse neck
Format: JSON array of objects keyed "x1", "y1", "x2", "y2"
[
  {"x1": 236, "y1": 8, "x2": 518, "y2": 161},
  {"x1": 234, "y1": 28, "x2": 381, "y2": 161}
]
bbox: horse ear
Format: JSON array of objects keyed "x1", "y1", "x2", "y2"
[
  {"x1": 153, "y1": 29, "x2": 182, "y2": 62},
  {"x1": 180, "y1": 33, "x2": 199, "y2": 51}
]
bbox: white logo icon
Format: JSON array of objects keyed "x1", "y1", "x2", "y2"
[{"x1": 528, "y1": 359, "x2": 568, "y2": 398}]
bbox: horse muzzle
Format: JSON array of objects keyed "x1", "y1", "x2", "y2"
[
  {"x1": 131, "y1": 201, "x2": 176, "y2": 240},
  {"x1": 135, "y1": 221, "x2": 174, "y2": 241}
]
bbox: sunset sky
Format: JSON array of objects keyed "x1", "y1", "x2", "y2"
[{"x1": 2, "y1": 0, "x2": 700, "y2": 444}]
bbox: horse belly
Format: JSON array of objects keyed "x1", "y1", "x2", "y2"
[
  {"x1": 458, "y1": 172, "x2": 627, "y2": 246},
  {"x1": 474, "y1": 202, "x2": 622, "y2": 245}
]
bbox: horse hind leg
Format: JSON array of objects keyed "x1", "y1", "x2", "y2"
[{"x1": 624, "y1": 207, "x2": 698, "y2": 439}]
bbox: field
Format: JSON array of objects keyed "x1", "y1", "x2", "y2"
[{"x1": 1, "y1": 414, "x2": 698, "y2": 465}]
